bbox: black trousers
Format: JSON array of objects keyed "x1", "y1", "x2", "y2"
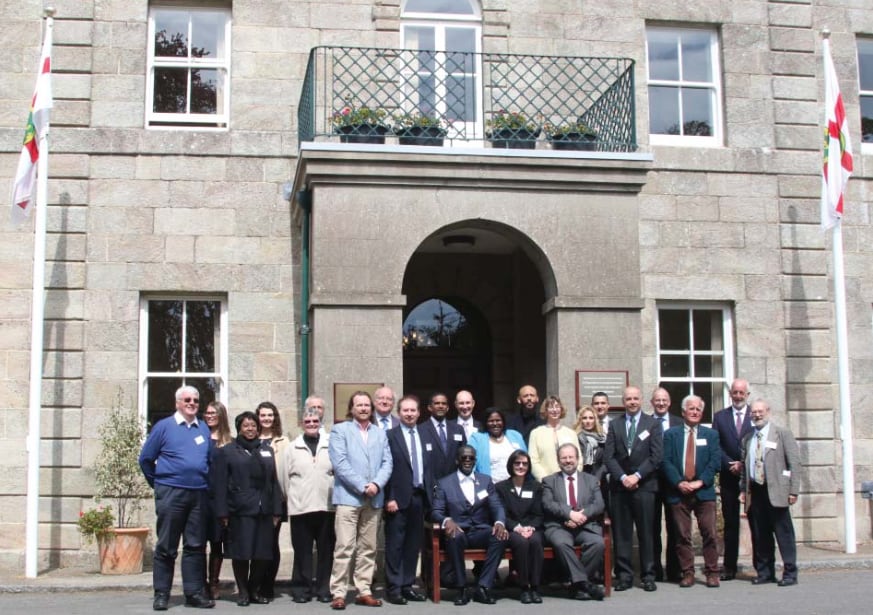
[
  {"x1": 748, "y1": 483, "x2": 797, "y2": 581},
  {"x1": 719, "y1": 471, "x2": 742, "y2": 573},
  {"x1": 611, "y1": 489, "x2": 655, "y2": 583},
  {"x1": 444, "y1": 526, "x2": 507, "y2": 589},
  {"x1": 290, "y1": 511, "x2": 336, "y2": 600},
  {"x1": 507, "y1": 530, "x2": 544, "y2": 588},
  {"x1": 153, "y1": 484, "x2": 207, "y2": 595},
  {"x1": 384, "y1": 491, "x2": 425, "y2": 595}
]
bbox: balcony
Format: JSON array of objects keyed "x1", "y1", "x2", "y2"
[{"x1": 298, "y1": 46, "x2": 637, "y2": 153}]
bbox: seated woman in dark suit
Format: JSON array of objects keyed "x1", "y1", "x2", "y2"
[
  {"x1": 495, "y1": 449, "x2": 545, "y2": 604},
  {"x1": 210, "y1": 411, "x2": 284, "y2": 606}
]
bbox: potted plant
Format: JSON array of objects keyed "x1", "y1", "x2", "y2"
[
  {"x1": 392, "y1": 112, "x2": 447, "y2": 146},
  {"x1": 332, "y1": 98, "x2": 389, "y2": 144},
  {"x1": 82, "y1": 389, "x2": 153, "y2": 574},
  {"x1": 544, "y1": 120, "x2": 598, "y2": 151},
  {"x1": 486, "y1": 109, "x2": 540, "y2": 149}
]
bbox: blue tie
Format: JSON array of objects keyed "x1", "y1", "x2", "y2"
[
  {"x1": 438, "y1": 422, "x2": 447, "y2": 452},
  {"x1": 409, "y1": 428, "x2": 421, "y2": 487}
]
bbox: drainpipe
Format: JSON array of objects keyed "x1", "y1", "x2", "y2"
[{"x1": 297, "y1": 188, "x2": 313, "y2": 402}]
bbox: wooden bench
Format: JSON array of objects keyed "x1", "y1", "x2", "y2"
[{"x1": 421, "y1": 518, "x2": 612, "y2": 603}]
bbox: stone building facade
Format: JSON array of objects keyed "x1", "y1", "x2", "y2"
[{"x1": 0, "y1": 0, "x2": 871, "y2": 570}]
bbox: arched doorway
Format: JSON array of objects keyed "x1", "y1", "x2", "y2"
[{"x1": 401, "y1": 222, "x2": 550, "y2": 412}]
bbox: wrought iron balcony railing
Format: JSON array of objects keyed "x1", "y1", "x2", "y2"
[{"x1": 298, "y1": 46, "x2": 637, "y2": 152}]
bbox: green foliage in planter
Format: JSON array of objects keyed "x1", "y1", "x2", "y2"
[{"x1": 76, "y1": 506, "x2": 115, "y2": 544}]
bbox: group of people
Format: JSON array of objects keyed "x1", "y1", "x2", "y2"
[{"x1": 137, "y1": 378, "x2": 801, "y2": 610}]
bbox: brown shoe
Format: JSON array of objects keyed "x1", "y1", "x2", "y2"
[
  {"x1": 706, "y1": 575, "x2": 720, "y2": 588},
  {"x1": 354, "y1": 594, "x2": 383, "y2": 607},
  {"x1": 331, "y1": 597, "x2": 346, "y2": 610},
  {"x1": 679, "y1": 572, "x2": 695, "y2": 588}
]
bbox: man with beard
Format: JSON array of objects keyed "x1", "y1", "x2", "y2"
[
  {"x1": 506, "y1": 385, "x2": 543, "y2": 444},
  {"x1": 432, "y1": 446, "x2": 509, "y2": 605}
]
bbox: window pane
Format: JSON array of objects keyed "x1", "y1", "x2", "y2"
[
  {"x1": 681, "y1": 31, "x2": 712, "y2": 82},
  {"x1": 658, "y1": 309, "x2": 689, "y2": 350},
  {"x1": 190, "y1": 68, "x2": 220, "y2": 114},
  {"x1": 649, "y1": 85, "x2": 680, "y2": 134},
  {"x1": 191, "y1": 11, "x2": 224, "y2": 59},
  {"x1": 413, "y1": 74, "x2": 437, "y2": 114},
  {"x1": 186, "y1": 377, "x2": 219, "y2": 411},
  {"x1": 660, "y1": 354, "x2": 690, "y2": 378},
  {"x1": 154, "y1": 11, "x2": 189, "y2": 58},
  {"x1": 862, "y1": 96, "x2": 873, "y2": 143},
  {"x1": 446, "y1": 27, "x2": 476, "y2": 54},
  {"x1": 446, "y1": 75, "x2": 476, "y2": 121},
  {"x1": 153, "y1": 67, "x2": 188, "y2": 113},
  {"x1": 147, "y1": 377, "x2": 183, "y2": 427},
  {"x1": 694, "y1": 355, "x2": 714, "y2": 377},
  {"x1": 691, "y1": 381, "x2": 719, "y2": 423},
  {"x1": 659, "y1": 381, "x2": 690, "y2": 414},
  {"x1": 185, "y1": 300, "x2": 219, "y2": 372},
  {"x1": 681, "y1": 88, "x2": 714, "y2": 136},
  {"x1": 405, "y1": 0, "x2": 475, "y2": 14},
  {"x1": 692, "y1": 309, "x2": 723, "y2": 350},
  {"x1": 859, "y1": 40, "x2": 873, "y2": 90},
  {"x1": 406, "y1": 26, "x2": 435, "y2": 52},
  {"x1": 148, "y1": 300, "x2": 182, "y2": 371},
  {"x1": 647, "y1": 31, "x2": 679, "y2": 81}
]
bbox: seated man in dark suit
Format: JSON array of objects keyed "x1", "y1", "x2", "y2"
[
  {"x1": 432, "y1": 445, "x2": 510, "y2": 605},
  {"x1": 542, "y1": 443, "x2": 606, "y2": 601}
]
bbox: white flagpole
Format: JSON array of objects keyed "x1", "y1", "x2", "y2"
[
  {"x1": 25, "y1": 7, "x2": 55, "y2": 579},
  {"x1": 821, "y1": 30, "x2": 856, "y2": 555}
]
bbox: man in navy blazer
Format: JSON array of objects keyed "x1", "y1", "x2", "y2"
[
  {"x1": 383, "y1": 395, "x2": 430, "y2": 604},
  {"x1": 662, "y1": 395, "x2": 722, "y2": 589},
  {"x1": 650, "y1": 387, "x2": 683, "y2": 582},
  {"x1": 419, "y1": 392, "x2": 466, "y2": 504},
  {"x1": 711, "y1": 378, "x2": 754, "y2": 580},
  {"x1": 604, "y1": 386, "x2": 663, "y2": 592},
  {"x1": 432, "y1": 445, "x2": 509, "y2": 605}
]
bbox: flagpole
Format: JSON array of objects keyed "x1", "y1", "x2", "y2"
[
  {"x1": 24, "y1": 6, "x2": 54, "y2": 580},
  {"x1": 821, "y1": 30, "x2": 857, "y2": 555}
]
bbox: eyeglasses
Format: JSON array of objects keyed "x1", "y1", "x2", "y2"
[
  {"x1": 513, "y1": 461, "x2": 530, "y2": 466},
  {"x1": 302, "y1": 420, "x2": 320, "y2": 425},
  {"x1": 181, "y1": 397, "x2": 199, "y2": 404},
  {"x1": 459, "y1": 455, "x2": 475, "y2": 461}
]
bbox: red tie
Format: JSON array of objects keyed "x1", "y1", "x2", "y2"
[
  {"x1": 684, "y1": 428, "x2": 696, "y2": 480},
  {"x1": 567, "y1": 475, "x2": 577, "y2": 509}
]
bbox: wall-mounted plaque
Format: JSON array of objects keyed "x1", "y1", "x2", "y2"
[{"x1": 575, "y1": 370, "x2": 629, "y2": 410}]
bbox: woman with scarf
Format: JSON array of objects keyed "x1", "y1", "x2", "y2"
[
  {"x1": 573, "y1": 405, "x2": 606, "y2": 483},
  {"x1": 211, "y1": 411, "x2": 284, "y2": 606}
]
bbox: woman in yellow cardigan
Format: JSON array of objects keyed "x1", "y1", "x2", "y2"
[{"x1": 528, "y1": 395, "x2": 582, "y2": 481}]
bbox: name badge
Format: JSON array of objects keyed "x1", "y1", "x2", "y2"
[
  {"x1": 425, "y1": 443, "x2": 433, "y2": 451},
  {"x1": 782, "y1": 470, "x2": 791, "y2": 478},
  {"x1": 194, "y1": 435, "x2": 205, "y2": 445},
  {"x1": 765, "y1": 441, "x2": 778, "y2": 450},
  {"x1": 453, "y1": 434, "x2": 463, "y2": 441},
  {"x1": 476, "y1": 489, "x2": 488, "y2": 500},
  {"x1": 521, "y1": 491, "x2": 533, "y2": 499},
  {"x1": 638, "y1": 430, "x2": 649, "y2": 441},
  {"x1": 696, "y1": 438, "x2": 707, "y2": 446},
  {"x1": 260, "y1": 450, "x2": 272, "y2": 458}
]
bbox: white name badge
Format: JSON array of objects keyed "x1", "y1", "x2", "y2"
[
  {"x1": 453, "y1": 434, "x2": 463, "y2": 441},
  {"x1": 638, "y1": 430, "x2": 649, "y2": 441},
  {"x1": 194, "y1": 435, "x2": 205, "y2": 445},
  {"x1": 521, "y1": 491, "x2": 533, "y2": 499},
  {"x1": 476, "y1": 489, "x2": 489, "y2": 500},
  {"x1": 696, "y1": 438, "x2": 707, "y2": 446},
  {"x1": 425, "y1": 443, "x2": 433, "y2": 451},
  {"x1": 782, "y1": 470, "x2": 791, "y2": 478},
  {"x1": 765, "y1": 441, "x2": 778, "y2": 450},
  {"x1": 260, "y1": 450, "x2": 272, "y2": 457}
]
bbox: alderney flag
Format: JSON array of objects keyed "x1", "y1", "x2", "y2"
[
  {"x1": 821, "y1": 37, "x2": 853, "y2": 230},
  {"x1": 11, "y1": 23, "x2": 53, "y2": 226}
]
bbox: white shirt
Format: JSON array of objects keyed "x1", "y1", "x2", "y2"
[
  {"x1": 457, "y1": 418, "x2": 475, "y2": 439},
  {"x1": 563, "y1": 472, "x2": 579, "y2": 509},
  {"x1": 457, "y1": 471, "x2": 476, "y2": 504}
]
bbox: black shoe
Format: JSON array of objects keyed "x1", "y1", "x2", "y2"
[
  {"x1": 642, "y1": 580, "x2": 657, "y2": 592},
  {"x1": 654, "y1": 571, "x2": 665, "y2": 582},
  {"x1": 777, "y1": 578, "x2": 798, "y2": 587},
  {"x1": 317, "y1": 595, "x2": 333, "y2": 603},
  {"x1": 613, "y1": 580, "x2": 632, "y2": 592},
  {"x1": 572, "y1": 590, "x2": 591, "y2": 601},
  {"x1": 530, "y1": 589, "x2": 542, "y2": 604},
  {"x1": 585, "y1": 583, "x2": 605, "y2": 601},
  {"x1": 237, "y1": 596, "x2": 250, "y2": 607},
  {"x1": 720, "y1": 570, "x2": 736, "y2": 581},
  {"x1": 292, "y1": 594, "x2": 310, "y2": 603},
  {"x1": 519, "y1": 591, "x2": 532, "y2": 604},
  {"x1": 751, "y1": 576, "x2": 774, "y2": 585},
  {"x1": 454, "y1": 588, "x2": 470, "y2": 606},
  {"x1": 153, "y1": 592, "x2": 170, "y2": 611},
  {"x1": 250, "y1": 595, "x2": 271, "y2": 604},
  {"x1": 472, "y1": 586, "x2": 496, "y2": 605},
  {"x1": 185, "y1": 591, "x2": 216, "y2": 608},
  {"x1": 385, "y1": 594, "x2": 408, "y2": 605},
  {"x1": 401, "y1": 589, "x2": 427, "y2": 602}
]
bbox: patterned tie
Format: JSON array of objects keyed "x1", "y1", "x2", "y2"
[
  {"x1": 684, "y1": 427, "x2": 696, "y2": 480},
  {"x1": 754, "y1": 431, "x2": 765, "y2": 485},
  {"x1": 409, "y1": 428, "x2": 421, "y2": 487},
  {"x1": 567, "y1": 475, "x2": 577, "y2": 509},
  {"x1": 627, "y1": 417, "x2": 636, "y2": 448},
  {"x1": 735, "y1": 411, "x2": 743, "y2": 435},
  {"x1": 438, "y1": 421, "x2": 447, "y2": 452},
  {"x1": 382, "y1": 417, "x2": 389, "y2": 430}
]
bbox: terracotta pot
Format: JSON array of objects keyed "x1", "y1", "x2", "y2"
[{"x1": 98, "y1": 527, "x2": 149, "y2": 575}]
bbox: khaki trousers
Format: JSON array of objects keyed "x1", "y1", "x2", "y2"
[{"x1": 329, "y1": 504, "x2": 381, "y2": 598}]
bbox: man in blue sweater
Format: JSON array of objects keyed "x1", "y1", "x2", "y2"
[{"x1": 139, "y1": 385, "x2": 214, "y2": 610}]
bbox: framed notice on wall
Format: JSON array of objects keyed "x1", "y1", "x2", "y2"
[
  {"x1": 575, "y1": 370, "x2": 629, "y2": 410},
  {"x1": 333, "y1": 382, "x2": 384, "y2": 423}
]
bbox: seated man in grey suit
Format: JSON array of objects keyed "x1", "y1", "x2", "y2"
[
  {"x1": 541, "y1": 443, "x2": 606, "y2": 601},
  {"x1": 432, "y1": 445, "x2": 510, "y2": 605}
]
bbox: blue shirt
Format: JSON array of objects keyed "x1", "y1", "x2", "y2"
[{"x1": 139, "y1": 412, "x2": 211, "y2": 490}]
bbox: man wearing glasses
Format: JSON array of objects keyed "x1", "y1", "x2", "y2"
[{"x1": 139, "y1": 385, "x2": 214, "y2": 610}]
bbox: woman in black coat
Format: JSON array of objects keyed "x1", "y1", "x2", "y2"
[
  {"x1": 210, "y1": 411, "x2": 284, "y2": 606},
  {"x1": 495, "y1": 449, "x2": 545, "y2": 604}
]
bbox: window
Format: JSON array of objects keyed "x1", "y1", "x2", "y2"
[
  {"x1": 858, "y1": 39, "x2": 873, "y2": 145},
  {"x1": 146, "y1": 4, "x2": 231, "y2": 128},
  {"x1": 655, "y1": 304, "x2": 733, "y2": 423},
  {"x1": 646, "y1": 26, "x2": 722, "y2": 145},
  {"x1": 401, "y1": 0, "x2": 482, "y2": 139},
  {"x1": 139, "y1": 297, "x2": 228, "y2": 426}
]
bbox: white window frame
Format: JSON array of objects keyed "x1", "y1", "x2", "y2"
[
  {"x1": 655, "y1": 302, "x2": 734, "y2": 422},
  {"x1": 146, "y1": 4, "x2": 232, "y2": 130},
  {"x1": 138, "y1": 295, "x2": 229, "y2": 425},
  {"x1": 401, "y1": 0, "x2": 483, "y2": 144},
  {"x1": 858, "y1": 38, "x2": 873, "y2": 152},
  {"x1": 646, "y1": 25, "x2": 723, "y2": 147}
]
